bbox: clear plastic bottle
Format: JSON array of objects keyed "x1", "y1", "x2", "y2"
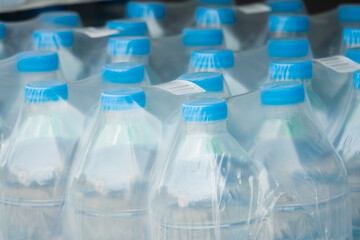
[
  {"x1": 107, "y1": 37, "x2": 160, "y2": 85},
  {"x1": 249, "y1": 81, "x2": 352, "y2": 240},
  {"x1": 195, "y1": 7, "x2": 241, "y2": 51},
  {"x1": 68, "y1": 88, "x2": 161, "y2": 240},
  {"x1": 268, "y1": 15, "x2": 310, "y2": 39},
  {"x1": 332, "y1": 71, "x2": 360, "y2": 239},
  {"x1": 32, "y1": 29, "x2": 82, "y2": 81},
  {"x1": 268, "y1": 60, "x2": 328, "y2": 127},
  {"x1": 150, "y1": 98, "x2": 274, "y2": 239},
  {"x1": 106, "y1": 19, "x2": 148, "y2": 37},
  {"x1": 0, "y1": 80, "x2": 83, "y2": 240},
  {"x1": 39, "y1": 11, "x2": 81, "y2": 28},
  {"x1": 125, "y1": 2, "x2": 166, "y2": 38},
  {"x1": 4, "y1": 50, "x2": 63, "y2": 129},
  {"x1": 189, "y1": 48, "x2": 246, "y2": 95}
]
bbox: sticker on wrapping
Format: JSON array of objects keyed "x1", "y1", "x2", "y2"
[
  {"x1": 154, "y1": 80, "x2": 206, "y2": 95},
  {"x1": 238, "y1": 3, "x2": 271, "y2": 14},
  {"x1": 314, "y1": 56, "x2": 360, "y2": 73},
  {"x1": 74, "y1": 27, "x2": 119, "y2": 38}
]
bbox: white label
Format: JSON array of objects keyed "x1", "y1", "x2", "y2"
[
  {"x1": 238, "y1": 3, "x2": 271, "y2": 14},
  {"x1": 74, "y1": 27, "x2": 119, "y2": 38},
  {"x1": 314, "y1": 55, "x2": 360, "y2": 73},
  {"x1": 154, "y1": 80, "x2": 206, "y2": 95}
]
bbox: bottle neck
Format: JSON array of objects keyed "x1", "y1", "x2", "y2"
[
  {"x1": 103, "y1": 108, "x2": 146, "y2": 123},
  {"x1": 269, "y1": 31, "x2": 308, "y2": 39},
  {"x1": 110, "y1": 54, "x2": 149, "y2": 65},
  {"x1": 26, "y1": 100, "x2": 67, "y2": 115},
  {"x1": 184, "y1": 120, "x2": 227, "y2": 135},
  {"x1": 264, "y1": 104, "x2": 302, "y2": 119}
]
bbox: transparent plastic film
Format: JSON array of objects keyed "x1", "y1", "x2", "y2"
[
  {"x1": 332, "y1": 71, "x2": 360, "y2": 238},
  {"x1": 65, "y1": 87, "x2": 162, "y2": 240},
  {"x1": 195, "y1": 7, "x2": 242, "y2": 51},
  {"x1": 268, "y1": 15, "x2": 310, "y2": 39},
  {"x1": 31, "y1": 28, "x2": 83, "y2": 81},
  {"x1": 227, "y1": 81, "x2": 352, "y2": 240},
  {"x1": 0, "y1": 80, "x2": 84, "y2": 240},
  {"x1": 107, "y1": 36, "x2": 161, "y2": 85},
  {"x1": 67, "y1": 61, "x2": 152, "y2": 115},
  {"x1": 149, "y1": 97, "x2": 277, "y2": 240}
]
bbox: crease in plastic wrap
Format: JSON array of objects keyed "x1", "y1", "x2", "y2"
[
  {"x1": 64, "y1": 71, "x2": 233, "y2": 239},
  {"x1": 227, "y1": 81, "x2": 352, "y2": 239},
  {"x1": 145, "y1": 90, "x2": 277, "y2": 239},
  {"x1": 0, "y1": 80, "x2": 84, "y2": 240},
  {"x1": 332, "y1": 70, "x2": 360, "y2": 238}
]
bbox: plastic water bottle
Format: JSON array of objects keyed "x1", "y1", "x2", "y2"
[
  {"x1": 268, "y1": 15, "x2": 310, "y2": 39},
  {"x1": 332, "y1": 71, "x2": 360, "y2": 239},
  {"x1": 267, "y1": 0, "x2": 305, "y2": 14},
  {"x1": 0, "y1": 80, "x2": 83, "y2": 240},
  {"x1": 268, "y1": 60, "x2": 328, "y2": 126},
  {"x1": 249, "y1": 81, "x2": 352, "y2": 240},
  {"x1": 68, "y1": 88, "x2": 161, "y2": 240},
  {"x1": 16, "y1": 50, "x2": 62, "y2": 84},
  {"x1": 102, "y1": 62, "x2": 148, "y2": 87},
  {"x1": 39, "y1": 11, "x2": 81, "y2": 28},
  {"x1": 190, "y1": 48, "x2": 249, "y2": 95},
  {"x1": 330, "y1": 5, "x2": 360, "y2": 55},
  {"x1": 195, "y1": 7, "x2": 241, "y2": 51},
  {"x1": 32, "y1": 29, "x2": 82, "y2": 81},
  {"x1": 345, "y1": 47, "x2": 360, "y2": 63},
  {"x1": 4, "y1": 50, "x2": 63, "y2": 127},
  {"x1": 150, "y1": 98, "x2": 274, "y2": 239},
  {"x1": 106, "y1": 19, "x2": 148, "y2": 37},
  {"x1": 107, "y1": 37, "x2": 160, "y2": 85},
  {"x1": 125, "y1": 2, "x2": 166, "y2": 38}
]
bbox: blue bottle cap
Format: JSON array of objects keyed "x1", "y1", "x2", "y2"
[
  {"x1": 182, "y1": 28, "x2": 223, "y2": 46},
  {"x1": 268, "y1": 0, "x2": 304, "y2": 13},
  {"x1": 108, "y1": 37, "x2": 150, "y2": 56},
  {"x1": 182, "y1": 98, "x2": 227, "y2": 122},
  {"x1": 32, "y1": 29, "x2": 74, "y2": 48},
  {"x1": 126, "y1": 2, "x2": 165, "y2": 19},
  {"x1": 196, "y1": 7, "x2": 236, "y2": 25},
  {"x1": 353, "y1": 70, "x2": 360, "y2": 89},
  {"x1": 178, "y1": 72, "x2": 224, "y2": 92},
  {"x1": 346, "y1": 48, "x2": 360, "y2": 64},
  {"x1": 101, "y1": 88, "x2": 146, "y2": 111},
  {"x1": 106, "y1": 19, "x2": 147, "y2": 36},
  {"x1": 269, "y1": 15, "x2": 309, "y2": 33},
  {"x1": 0, "y1": 22, "x2": 5, "y2": 39},
  {"x1": 270, "y1": 60, "x2": 312, "y2": 80},
  {"x1": 339, "y1": 5, "x2": 360, "y2": 23},
  {"x1": 260, "y1": 80, "x2": 305, "y2": 105},
  {"x1": 24, "y1": 80, "x2": 68, "y2": 103},
  {"x1": 199, "y1": 0, "x2": 232, "y2": 5},
  {"x1": 267, "y1": 37, "x2": 309, "y2": 58},
  {"x1": 39, "y1": 11, "x2": 80, "y2": 27},
  {"x1": 102, "y1": 62, "x2": 145, "y2": 84},
  {"x1": 191, "y1": 48, "x2": 234, "y2": 69},
  {"x1": 17, "y1": 50, "x2": 59, "y2": 72},
  {"x1": 343, "y1": 28, "x2": 360, "y2": 46}
]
